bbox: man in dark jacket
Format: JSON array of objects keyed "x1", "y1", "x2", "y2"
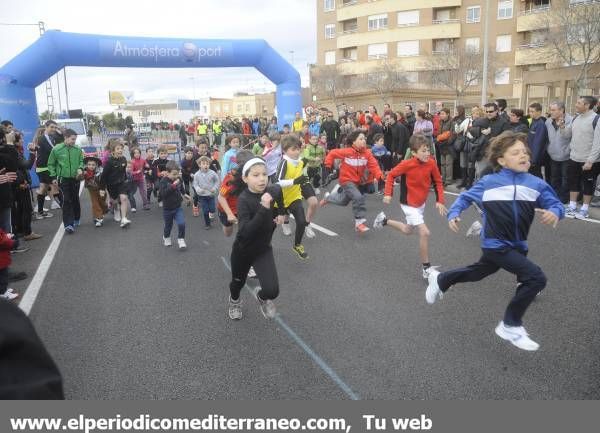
[
  {"x1": 404, "y1": 105, "x2": 416, "y2": 135},
  {"x1": 483, "y1": 102, "x2": 511, "y2": 138},
  {"x1": 383, "y1": 112, "x2": 410, "y2": 163},
  {"x1": 35, "y1": 120, "x2": 59, "y2": 219},
  {"x1": 319, "y1": 112, "x2": 340, "y2": 150},
  {"x1": 527, "y1": 102, "x2": 549, "y2": 178}
]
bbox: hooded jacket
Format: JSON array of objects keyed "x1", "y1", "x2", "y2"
[{"x1": 527, "y1": 116, "x2": 549, "y2": 166}]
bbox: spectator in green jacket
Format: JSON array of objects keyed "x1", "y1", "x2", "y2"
[{"x1": 47, "y1": 129, "x2": 84, "y2": 234}]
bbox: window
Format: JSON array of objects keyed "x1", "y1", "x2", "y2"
[
  {"x1": 325, "y1": 24, "x2": 336, "y2": 39},
  {"x1": 342, "y1": 19, "x2": 358, "y2": 33},
  {"x1": 368, "y1": 14, "x2": 388, "y2": 31},
  {"x1": 368, "y1": 43, "x2": 388, "y2": 59},
  {"x1": 467, "y1": 6, "x2": 481, "y2": 23},
  {"x1": 397, "y1": 40, "x2": 419, "y2": 57},
  {"x1": 465, "y1": 37, "x2": 480, "y2": 53},
  {"x1": 498, "y1": 1, "x2": 513, "y2": 20},
  {"x1": 495, "y1": 67, "x2": 510, "y2": 85},
  {"x1": 343, "y1": 47, "x2": 357, "y2": 61},
  {"x1": 496, "y1": 35, "x2": 512, "y2": 52},
  {"x1": 325, "y1": 50, "x2": 336, "y2": 65},
  {"x1": 323, "y1": 0, "x2": 334, "y2": 12},
  {"x1": 397, "y1": 10, "x2": 419, "y2": 26}
]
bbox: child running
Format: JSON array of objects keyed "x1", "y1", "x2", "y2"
[
  {"x1": 275, "y1": 135, "x2": 310, "y2": 259},
  {"x1": 221, "y1": 135, "x2": 241, "y2": 180},
  {"x1": 193, "y1": 156, "x2": 220, "y2": 229},
  {"x1": 227, "y1": 157, "x2": 284, "y2": 320},
  {"x1": 152, "y1": 146, "x2": 170, "y2": 208},
  {"x1": 82, "y1": 156, "x2": 108, "y2": 227},
  {"x1": 159, "y1": 160, "x2": 191, "y2": 250},
  {"x1": 100, "y1": 139, "x2": 131, "y2": 228},
  {"x1": 144, "y1": 147, "x2": 157, "y2": 204},
  {"x1": 320, "y1": 130, "x2": 384, "y2": 233},
  {"x1": 130, "y1": 148, "x2": 150, "y2": 211},
  {"x1": 373, "y1": 134, "x2": 447, "y2": 278},
  {"x1": 302, "y1": 133, "x2": 325, "y2": 195},
  {"x1": 425, "y1": 131, "x2": 564, "y2": 351}
]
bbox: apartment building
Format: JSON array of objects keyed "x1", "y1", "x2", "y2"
[{"x1": 312, "y1": 0, "x2": 600, "y2": 111}]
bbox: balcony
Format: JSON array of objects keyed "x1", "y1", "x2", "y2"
[
  {"x1": 367, "y1": 54, "x2": 388, "y2": 60},
  {"x1": 337, "y1": 22, "x2": 460, "y2": 49},
  {"x1": 342, "y1": 27, "x2": 358, "y2": 34},
  {"x1": 515, "y1": 45, "x2": 553, "y2": 65},
  {"x1": 334, "y1": 56, "x2": 430, "y2": 75},
  {"x1": 516, "y1": 4, "x2": 554, "y2": 32},
  {"x1": 337, "y1": 0, "x2": 462, "y2": 21},
  {"x1": 433, "y1": 18, "x2": 461, "y2": 24}
]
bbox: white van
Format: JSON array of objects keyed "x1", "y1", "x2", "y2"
[{"x1": 54, "y1": 118, "x2": 89, "y2": 147}]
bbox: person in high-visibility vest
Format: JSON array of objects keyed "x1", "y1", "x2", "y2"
[{"x1": 292, "y1": 111, "x2": 304, "y2": 132}]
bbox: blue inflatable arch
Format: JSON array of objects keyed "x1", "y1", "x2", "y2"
[{"x1": 0, "y1": 30, "x2": 302, "y2": 144}]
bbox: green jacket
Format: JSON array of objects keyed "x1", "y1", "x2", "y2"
[
  {"x1": 302, "y1": 144, "x2": 325, "y2": 169},
  {"x1": 47, "y1": 143, "x2": 84, "y2": 180}
]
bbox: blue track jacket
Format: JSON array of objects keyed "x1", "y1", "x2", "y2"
[{"x1": 447, "y1": 168, "x2": 564, "y2": 251}]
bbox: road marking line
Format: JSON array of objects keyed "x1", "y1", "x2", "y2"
[
  {"x1": 220, "y1": 256, "x2": 359, "y2": 400},
  {"x1": 289, "y1": 215, "x2": 338, "y2": 237},
  {"x1": 443, "y1": 190, "x2": 600, "y2": 224},
  {"x1": 203, "y1": 240, "x2": 210, "y2": 245},
  {"x1": 20, "y1": 183, "x2": 84, "y2": 316}
]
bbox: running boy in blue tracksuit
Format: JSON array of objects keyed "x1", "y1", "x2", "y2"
[{"x1": 425, "y1": 131, "x2": 564, "y2": 351}]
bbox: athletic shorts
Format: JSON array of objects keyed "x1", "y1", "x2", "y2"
[
  {"x1": 401, "y1": 204, "x2": 426, "y2": 226},
  {"x1": 301, "y1": 183, "x2": 316, "y2": 199},
  {"x1": 107, "y1": 183, "x2": 129, "y2": 200},
  {"x1": 37, "y1": 171, "x2": 53, "y2": 185},
  {"x1": 219, "y1": 210, "x2": 234, "y2": 227}
]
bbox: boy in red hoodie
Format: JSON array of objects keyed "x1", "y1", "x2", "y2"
[
  {"x1": 373, "y1": 134, "x2": 447, "y2": 278},
  {"x1": 320, "y1": 130, "x2": 383, "y2": 233},
  {"x1": 0, "y1": 228, "x2": 17, "y2": 300}
]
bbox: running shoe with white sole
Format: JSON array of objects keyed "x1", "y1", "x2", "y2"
[
  {"x1": 422, "y1": 265, "x2": 440, "y2": 280},
  {"x1": 228, "y1": 297, "x2": 243, "y2": 320},
  {"x1": 425, "y1": 269, "x2": 444, "y2": 304},
  {"x1": 304, "y1": 225, "x2": 316, "y2": 238},
  {"x1": 247, "y1": 267, "x2": 257, "y2": 278},
  {"x1": 163, "y1": 237, "x2": 172, "y2": 247},
  {"x1": 373, "y1": 211, "x2": 386, "y2": 229},
  {"x1": 120, "y1": 217, "x2": 131, "y2": 228},
  {"x1": 494, "y1": 321, "x2": 539, "y2": 351},
  {"x1": 466, "y1": 220, "x2": 482, "y2": 237},
  {"x1": 257, "y1": 296, "x2": 277, "y2": 319},
  {"x1": 177, "y1": 238, "x2": 187, "y2": 250},
  {"x1": 282, "y1": 223, "x2": 292, "y2": 236}
]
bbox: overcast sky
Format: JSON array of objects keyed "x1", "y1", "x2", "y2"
[{"x1": 0, "y1": 0, "x2": 316, "y2": 114}]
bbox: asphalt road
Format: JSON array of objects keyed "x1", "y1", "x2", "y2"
[{"x1": 15, "y1": 187, "x2": 600, "y2": 399}]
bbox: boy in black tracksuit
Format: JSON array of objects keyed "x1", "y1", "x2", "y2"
[
  {"x1": 152, "y1": 147, "x2": 170, "y2": 207},
  {"x1": 159, "y1": 160, "x2": 191, "y2": 250}
]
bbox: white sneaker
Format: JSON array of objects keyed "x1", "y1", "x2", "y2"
[
  {"x1": 50, "y1": 200, "x2": 61, "y2": 209},
  {"x1": 247, "y1": 267, "x2": 257, "y2": 278},
  {"x1": 228, "y1": 297, "x2": 243, "y2": 320},
  {"x1": 158, "y1": 202, "x2": 163, "y2": 208},
  {"x1": 163, "y1": 237, "x2": 172, "y2": 247},
  {"x1": 495, "y1": 321, "x2": 539, "y2": 351},
  {"x1": 425, "y1": 269, "x2": 443, "y2": 304},
  {"x1": 120, "y1": 217, "x2": 131, "y2": 228},
  {"x1": 422, "y1": 265, "x2": 440, "y2": 280},
  {"x1": 131, "y1": 208, "x2": 137, "y2": 213},
  {"x1": 282, "y1": 223, "x2": 292, "y2": 236},
  {"x1": 95, "y1": 219, "x2": 103, "y2": 227},
  {"x1": 177, "y1": 238, "x2": 187, "y2": 250},
  {"x1": 0, "y1": 289, "x2": 19, "y2": 300},
  {"x1": 114, "y1": 210, "x2": 121, "y2": 222},
  {"x1": 373, "y1": 211, "x2": 386, "y2": 229},
  {"x1": 466, "y1": 220, "x2": 482, "y2": 237},
  {"x1": 257, "y1": 296, "x2": 277, "y2": 319},
  {"x1": 305, "y1": 225, "x2": 316, "y2": 238}
]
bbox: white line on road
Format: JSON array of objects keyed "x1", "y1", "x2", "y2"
[
  {"x1": 220, "y1": 256, "x2": 359, "y2": 400},
  {"x1": 289, "y1": 215, "x2": 338, "y2": 237},
  {"x1": 444, "y1": 190, "x2": 600, "y2": 224},
  {"x1": 20, "y1": 183, "x2": 84, "y2": 316}
]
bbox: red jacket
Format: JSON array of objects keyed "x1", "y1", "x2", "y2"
[
  {"x1": 432, "y1": 113, "x2": 441, "y2": 137},
  {"x1": 0, "y1": 229, "x2": 15, "y2": 269},
  {"x1": 130, "y1": 157, "x2": 148, "y2": 182},
  {"x1": 324, "y1": 146, "x2": 383, "y2": 186},
  {"x1": 384, "y1": 157, "x2": 444, "y2": 207}
]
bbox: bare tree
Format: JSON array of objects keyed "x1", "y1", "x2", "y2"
[
  {"x1": 361, "y1": 60, "x2": 409, "y2": 103},
  {"x1": 534, "y1": 0, "x2": 600, "y2": 91},
  {"x1": 424, "y1": 45, "x2": 493, "y2": 104},
  {"x1": 311, "y1": 65, "x2": 352, "y2": 108}
]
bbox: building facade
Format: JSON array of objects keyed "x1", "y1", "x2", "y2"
[{"x1": 312, "y1": 0, "x2": 600, "y2": 112}]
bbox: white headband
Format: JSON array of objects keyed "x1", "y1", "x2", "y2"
[{"x1": 242, "y1": 158, "x2": 266, "y2": 177}]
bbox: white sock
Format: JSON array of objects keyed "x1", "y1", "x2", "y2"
[
  {"x1": 569, "y1": 201, "x2": 577, "y2": 209},
  {"x1": 581, "y1": 204, "x2": 589, "y2": 212}
]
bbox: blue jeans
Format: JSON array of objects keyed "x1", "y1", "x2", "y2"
[
  {"x1": 163, "y1": 207, "x2": 185, "y2": 239},
  {"x1": 198, "y1": 195, "x2": 216, "y2": 226}
]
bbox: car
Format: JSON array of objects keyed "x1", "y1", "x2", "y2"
[{"x1": 54, "y1": 118, "x2": 89, "y2": 147}]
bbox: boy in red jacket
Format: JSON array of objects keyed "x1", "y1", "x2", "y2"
[
  {"x1": 373, "y1": 134, "x2": 447, "y2": 278},
  {"x1": 320, "y1": 130, "x2": 383, "y2": 233},
  {"x1": 0, "y1": 229, "x2": 17, "y2": 300}
]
